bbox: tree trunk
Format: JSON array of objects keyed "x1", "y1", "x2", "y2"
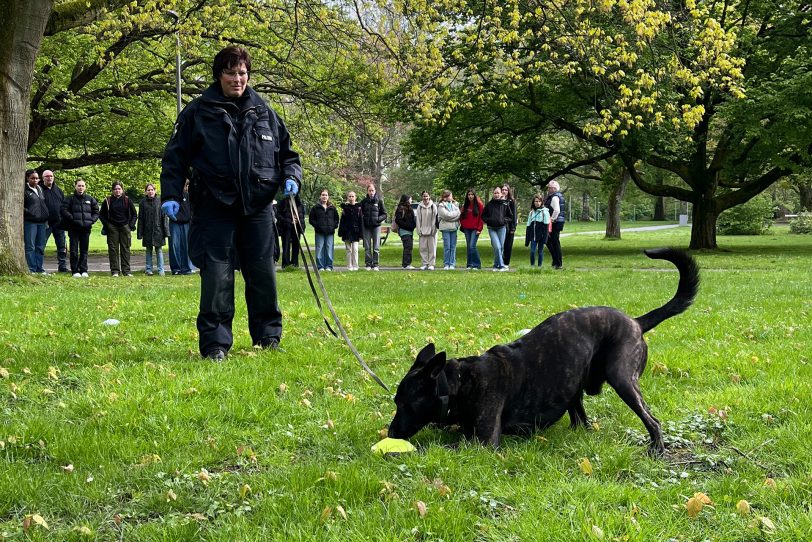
[
  {"x1": 799, "y1": 181, "x2": 812, "y2": 212},
  {"x1": 580, "y1": 192, "x2": 591, "y2": 221},
  {"x1": 0, "y1": 1, "x2": 53, "y2": 274},
  {"x1": 653, "y1": 196, "x2": 666, "y2": 220},
  {"x1": 689, "y1": 196, "x2": 719, "y2": 249},
  {"x1": 605, "y1": 169, "x2": 628, "y2": 239}
]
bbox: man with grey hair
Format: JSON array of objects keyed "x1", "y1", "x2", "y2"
[
  {"x1": 40, "y1": 169, "x2": 69, "y2": 273},
  {"x1": 544, "y1": 181, "x2": 565, "y2": 270}
]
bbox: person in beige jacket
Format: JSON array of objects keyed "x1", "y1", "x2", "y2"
[{"x1": 415, "y1": 191, "x2": 438, "y2": 270}]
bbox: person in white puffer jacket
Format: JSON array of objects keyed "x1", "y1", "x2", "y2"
[{"x1": 437, "y1": 190, "x2": 461, "y2": 270}]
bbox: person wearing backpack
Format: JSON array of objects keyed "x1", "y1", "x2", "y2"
[
  {"x1": 525, "y1": 194, "x2": 551, "y2": 268},
  {"x1": 544, "y1": 181, "x2": 566, "y2": 270},
  {"x1": 338, "y1": 191, "x2": 363, "y2": 270},
  {"x1": 100, "y1": 181, "x2": 138, "y2": 276}
]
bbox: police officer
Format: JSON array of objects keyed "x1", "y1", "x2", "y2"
[{"x1": 160, "y1": 46, "x2": 302, "y2": 361}]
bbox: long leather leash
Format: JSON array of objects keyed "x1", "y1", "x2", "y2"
[{"x1": 287, "y1": 196, "x2": 391, "y2": 393}]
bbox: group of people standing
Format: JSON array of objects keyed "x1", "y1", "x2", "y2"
[
  {"x1": 22, "y1": 169, "x2": 194, "y2": 277},
  {"x1": 294, "y1": 180, "x2": 566, "y2": 273}
]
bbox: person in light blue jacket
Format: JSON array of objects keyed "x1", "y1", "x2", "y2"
[{"x1": 525, "y1": 194, "x2": 550, "y2": 267}]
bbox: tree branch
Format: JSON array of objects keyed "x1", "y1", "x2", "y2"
[
  {"x1": 28, "y1": 151, "x2": 161, "y2": 170},
  {"x1": 542, "y1": 149, "x2": 617, "y2": 184}
]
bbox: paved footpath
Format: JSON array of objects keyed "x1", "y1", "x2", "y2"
[{"x1": 43, "y1": 224, "x2": 682, "y2": 274}]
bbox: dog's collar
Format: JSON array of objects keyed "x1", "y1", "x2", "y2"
[{"x1": 436, "y1": 370, "x2": 451, "y2": 421}]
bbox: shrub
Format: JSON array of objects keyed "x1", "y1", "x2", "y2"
[
  {"x1": 717, "y1": 195, "x2": 773, "y2": 235},
  {"x1": 789, "y1": 212, "x2": 812, "y2": 234}
]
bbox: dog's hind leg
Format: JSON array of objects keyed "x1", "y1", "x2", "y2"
[
  {"x1": 568, "y1": 394, "x2": 589, "y2": 429},
  {"x1": 610, "y1": 378, "x2": 664, "y2": 454}
]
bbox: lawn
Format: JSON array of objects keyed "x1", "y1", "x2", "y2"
[{"x1": 2, "y1": 226, "x2": 811, "y2": 540}]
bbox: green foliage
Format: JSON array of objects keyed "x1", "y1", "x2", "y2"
[
  {"x1": 717, "y1": 195, "x2": 773, "y2": 235},
  {"x1": 789, "y1": 212, "x2": 812, "y2": 234}
]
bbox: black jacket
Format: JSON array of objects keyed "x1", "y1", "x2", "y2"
[
  {"x1": 395, "y1": 205, "x2": 416, "y2": 231},
  {"x1": 481, "y1": 199, "x2": 513, "y2": 228},
  {"x1": 100, "y1": 195, "x2": 137, "y2": 229},
  {"x1": 40, "y1": 183, "x2": 65, "y2": 227},
  {"x1": 160, "y1": 83, "x2": 303, "y2": 215},
  {"x1": 309, "y1": 203, "x2": 339, "y2": 234},
  {"x1": 276, "y1": 196, "x2": 306, "y2": 232},
  {"x1": 137, "y1": 196, "x2": 168, "y2": 247},
  {"x1": 338, "y1": 202, "x2": 362, "y2": 242},
  {"x1": 360, "y1": 194, "x2": 387, "y2": 228},
  {"x1": 60, "y1": 192, "x2": 100, "y2": 230},
  {"x1": 24, "y1": 185, "x2": 49, "y2": 224}
]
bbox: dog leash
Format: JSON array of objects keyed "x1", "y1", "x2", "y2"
[{"x1": 287, "y1": 196, "x2": 391, "y2": 393}]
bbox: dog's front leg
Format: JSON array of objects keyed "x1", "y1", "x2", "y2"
[
  {"x1": 473, "y1": 406, "x2": 504, "y2": 448},
  {"x1": 568, "y1": 394, "x2": 589, "y2": 429}
]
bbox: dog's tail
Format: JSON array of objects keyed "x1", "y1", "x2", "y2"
[{"x1": 635, "y1": 248, "x2": 700, "y2": 333}]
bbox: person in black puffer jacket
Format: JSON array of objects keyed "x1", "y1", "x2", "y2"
[
  {"x1": 60, "y1": 179, "x2": 100, "y2": 276},
  {"x1": 360, "y1": 183, "x2": 387, "y2": 270},
  {"x1": 481, "y1": 186, "x2": 513, "y2": 271},
  {"x1": 40, "y1": 170, "x2": 68, "y2": 273},
  {"x1": 394, "y1": 194, "x2": 417, "y2": 269},
  {"x1": 138, "y1": 183, "x2": 169, "y2": 276},
  {"x1": 308, "y1": 189, "x2": 339, "y2": 271},
  {"x1": 23, "y1": 169, "x2": 50, "y2": 273},
  {"x1": 338, "y1": 191, "x2": 363, "y2": 270}
]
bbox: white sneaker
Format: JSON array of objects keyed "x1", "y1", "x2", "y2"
[
  {"x1": 405, "y1": 265, "x2": 415, "y2": 270},
  {"x1": 499, "y1": 266, "x2": 509, "y2": 272},
  {"x1": 112, "y1": 273, "x2": 119, "y2": 277},
  {"x1": 366, "y1": 266, "x2": 373, "y2": 271},
  {"x1": 450, "y1": 266, "x2": 456, "y2": 270},
  {"x1": 419, "y1": 265, "x2": 427, "y2": 270},
  {"x1": 471, "y1": 267, "x2": 479, "y2": 271},
  {"x1": 72, "y1": 273, "x2": 81, "y2": 278},
  {"x1": 81, "y1": 272, "x2": 89, "y2": 278},
  {"x1": 443, "y1": 265, "x2": 449, "y2": 270},
  {"x1": 373, "y1": 267, "x2": 380, "y2": 271},
  {"x1": 428, "y1": 265, "x2": 434, "y2": 270}
]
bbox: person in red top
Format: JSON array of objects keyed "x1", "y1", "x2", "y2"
[{"x1": 459, "y1": 188, "x2": 484, "y2": 270}]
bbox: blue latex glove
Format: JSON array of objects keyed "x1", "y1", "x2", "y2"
[
  {"x1": 162, "y1": 200, "x2": 179, "y2": 220},
  {"x1": 283, "y1": 178, "x2": 299, "y2": 198}
]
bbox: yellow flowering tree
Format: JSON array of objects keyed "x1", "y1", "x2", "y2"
[{"x1": 376, "y1": 0, "x2": 810, "y2": 248}]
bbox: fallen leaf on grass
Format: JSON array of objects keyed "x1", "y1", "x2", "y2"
[
  {"x1": 579, "y1": 457, "x2": 593, "y2": 476},
  {"x1": 279, "y1": 383, "x2": 288, "y2": 393},
  {"x1": 240, "y1": 484, "x2": 252, "y2": 499},
  {"x1": 319, "y1": 506, "x2": 332, "y2": 523},
  {"x1": 764, "y1": 477, "x2": 777, "y2": 489},
  {"x1": 73, "y1": 525, "x2": 93, "y2": 536},
  {"x1": 62, "y1": 464, "x2": 74, "y2": 473},
  {"x1": 23, "y1": 514, "x2": 49, "y2": 531},
  {"x1": 591, "y1": 525, "x2": 605, "y2": 539},
  {"x1": 736, "y1": 499, "x2": 751, "y2": 515},
  {"x1": 197, "y1": 469, "x2": 211, "y2": 485},
  {"x1": 166, "y1": 489, "x2": 177, "y2": 502},
  {"x1": 0, "y1": 367, "x2": 9, "y2": 378},
  {"x1": 685, "y1": 493, "x2": 712, "y2": 518},
  {"x1": 186, "y1": 513, "x2": 208, "y2": 522},
  {"x1": 414, "y1": 501, "x2": 427, "y2": 518},
  {"x1": 336, "y1": 505, "x2": 347, "y2": 520},
  {"x1": 48, "y1": 366, "x2": 60, "y2": 380},
  {"x1": 757, "y1": 516, "x2": 776, "y2": 532}
]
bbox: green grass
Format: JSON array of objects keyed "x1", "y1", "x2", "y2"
[{"x1": 3, "y1": 226, "x2": 811, "y2": 540}]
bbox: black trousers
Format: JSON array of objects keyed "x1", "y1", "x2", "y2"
[
  {"x1": 189, "y1": 197, "x2": 282, "y2": 356},
  {"x1": 68, "y1": 228, "x2": 90, "y2": 273},
  {"x1": 503, "y1": 229, "x2": 516, "y2": 265},
  {"x1": 401, "y1": 233, "x2": 413, "y2": 267},
  {"x1": 546, "y1": 222, "x2": 564, "y2": 268},
  {"x1": 279, "y1": 222, "x2": 301, "y2": 268}
]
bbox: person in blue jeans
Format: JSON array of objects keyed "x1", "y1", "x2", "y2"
[
  {"x1": 138, "y1": 183, "x2": 168, "y2": 276},
  {"x1": 308, "y1": 189, "x2": 339, "y2": 271},
  {"x1": 437, "y1": 190, "x2": 461, "y2": 269},
  {"x1": 459, "y1": 189, "x2": 484, "y2": 269},
  {"x1": 481, "y1": 187, "x2": 513, "y2": 271},
  {"x1": 168, "y1": 180, "x2": 195, "y2": 275},
  {"x1": 23, "y1": 169, "x2": 49, "y2": 274},
  {"x1": 525, "y1": 194, "x2": 550, "y2": 267}
]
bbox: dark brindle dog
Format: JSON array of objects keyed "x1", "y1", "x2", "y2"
[{"x1": 388, "y1": 248, "x2": 699, "y2": 453}]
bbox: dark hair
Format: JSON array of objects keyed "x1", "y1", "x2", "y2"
[
  {"x1": 111, "y1": 181, "x2": 123, "y2": 190},
  {"x1": 25, "y1": 169, "x2": 37, "y2": 181},
  {"x1": 398, "y1": 194, "x2": 411, "y2": 207},
  {"x1": 212, "y1": 46, "x2": 251, "y2": 82},
  {"x1": 530, "y1": 194, "x2": 544, "y2": 210},
  {"x1": 462, "y1": 188, "x2": 480, "y2": 216}
]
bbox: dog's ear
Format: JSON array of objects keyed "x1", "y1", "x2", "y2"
[
  {"x1": 411, "y1": 343, "x2": 436, "y2": 370},
  {"x1": 420, "y1": 351, "x2": 446, "y2": 380}
]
